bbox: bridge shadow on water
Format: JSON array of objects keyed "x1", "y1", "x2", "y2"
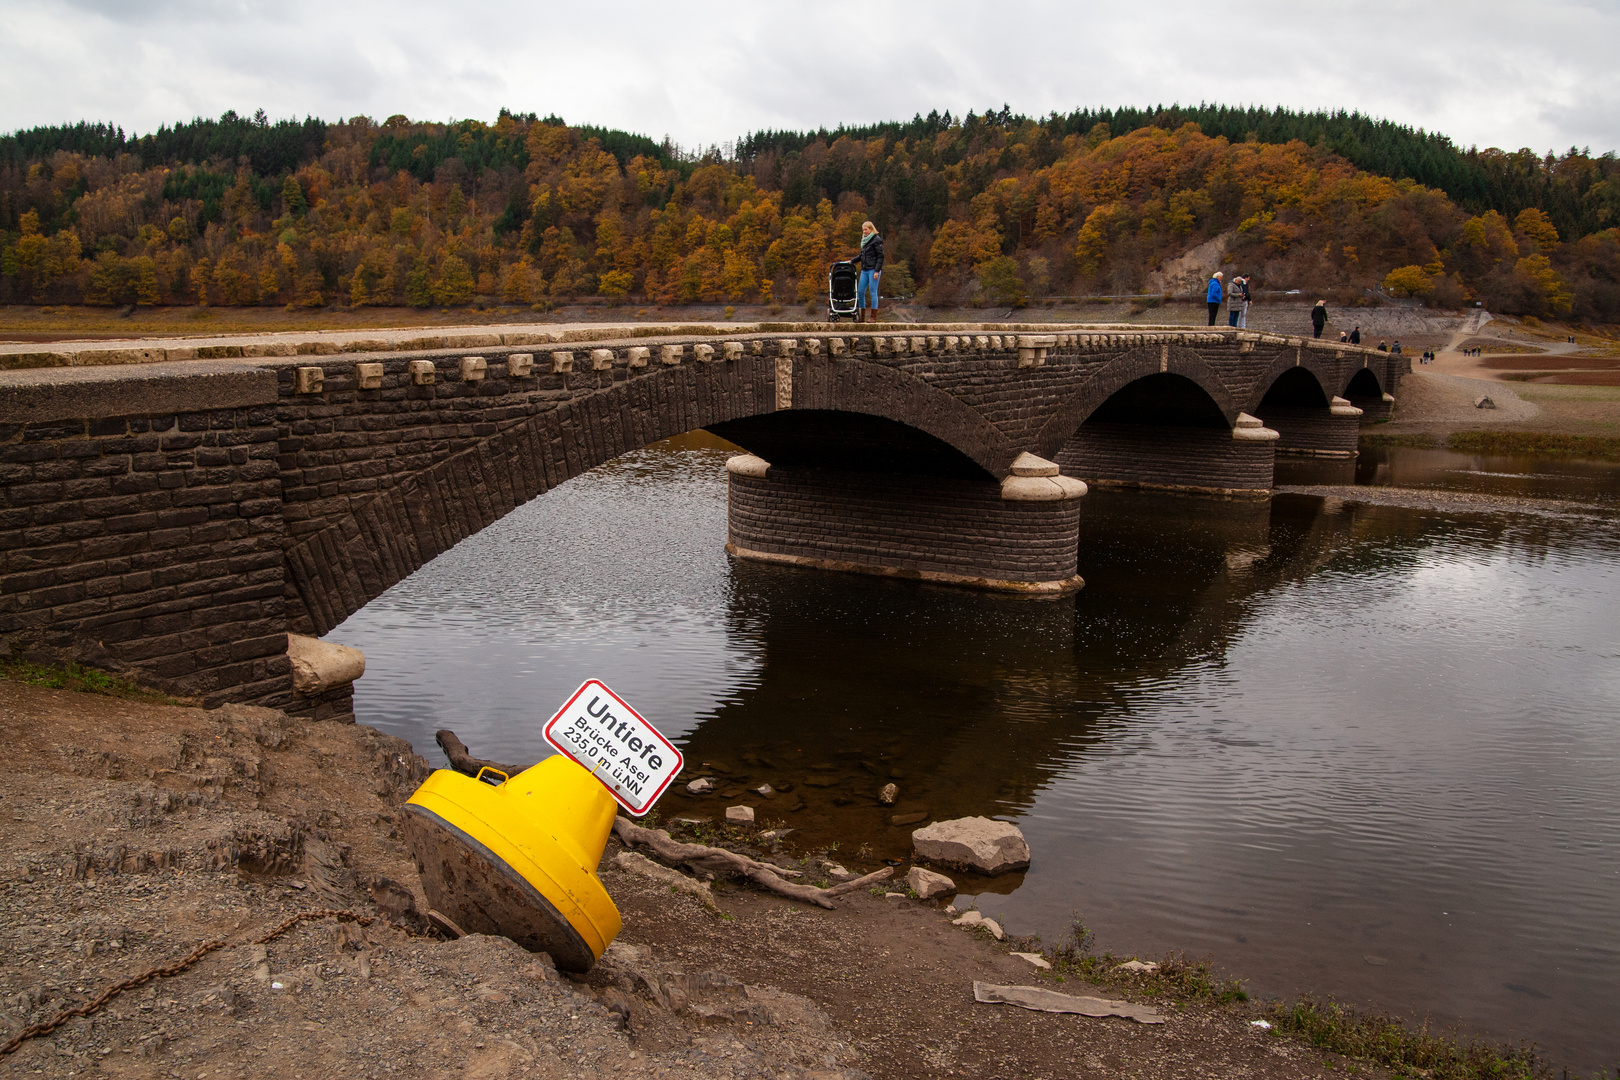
[{"x1": 660, "y1": 485, "x2": 1382, "y2": 887}]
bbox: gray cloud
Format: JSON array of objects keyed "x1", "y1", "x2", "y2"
[{"x1": 1, "y1": 0, "x2": 1616, "y2": 153}]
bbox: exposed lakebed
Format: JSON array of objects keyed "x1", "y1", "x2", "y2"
[{"x1": 333, "y1": 433, "x2": 1620, "y2": 1074}]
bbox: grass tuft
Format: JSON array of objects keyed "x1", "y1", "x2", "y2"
[
  {"x1": 1268, "y1": 996, "x2": 1547, "y2": 1080},
  {"x1": 0, "y1": 658, "x2": 179, "y2": 704}
]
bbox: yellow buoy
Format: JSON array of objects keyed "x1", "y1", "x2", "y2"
[{"x1": 402, "y1": 755, "x2": 622, "y2": 972}]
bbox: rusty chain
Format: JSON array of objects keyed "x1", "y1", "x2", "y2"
[{"x1": 1, "y1": 908, "x2": 376, "y2": 1057}]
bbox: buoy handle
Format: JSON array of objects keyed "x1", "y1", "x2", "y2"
[{"x1": 475, "y1": 767, "x2": 509, "y2": 787}]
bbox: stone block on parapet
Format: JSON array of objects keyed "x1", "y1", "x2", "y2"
[
  {"x1": 550, "y1": 350, "x2": 574, "y2": 374},
  {"x1": 354, "y1": 362, "x2": 384, "y2": 391},
  {"x1": 693, "y1": 344, "x2": 715, "y2": 362},
  {"x1": 626, "y1": 346, "x2": 650, "y2": 368},
  {"x1": 662, "y1": 344, "x2": 686, "y2": 365},
  {"x1": 507, "y1": 353, "x2": 534, "y2": 377},
  {"x1": 802, "y1": 338, "x2": 822, "y2": 356},
  {"x1": 776, "y1": 339, "x2": 797, "y2": 358},
  {"x1": 591, "y1": 349, "x2": 614, "y2": 371},
  {"x1": 294, "y1": 366, "x2": 325, "y2": 395},
  {"x1": 459, "y1": 356, "x2": 486, "y2": 382},
  {"x1": 723, "y1": 341, "x2": 744, "y2": 361},
  {"x1": 408, "y1": 360, "x2": 436, "y2": 386},
  {"x1": 827, "y1": 338, "x2": 846, "y2": 356}
]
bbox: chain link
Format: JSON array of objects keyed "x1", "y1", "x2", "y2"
[{"x1": 1, "y1": 909, "x2": 376, "y2": 1057}]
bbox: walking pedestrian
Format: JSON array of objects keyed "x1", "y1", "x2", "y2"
[
  {"x1": 1206, "y1": 272, "x2": 1224, "y2": 326},
  {"x1": 1227, "y1": 275, "x2": 1244, "y2": 327},
  {"x1": 852, "y1": 221, "x2": 884, "y2": 322},
  {"x1": 1391, "y1": 340, "x2": 1403, "y2": 356},
  {"x1": 1339, "y1": 331, "x2": 1348, "y2": 343},
  {"x1": 1238, "y1": 274, "x2": 1252, "y2": 327},
  {"x1": 1350, "y1": 326, "x2": 1361, "y2": 345},
  {"x1": 1311, "y1": 300, "x2": 1328, "y2": 339}
]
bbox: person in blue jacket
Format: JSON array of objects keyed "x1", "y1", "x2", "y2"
[{"x1": 1206, "y1": 272, "x2": 1224, "y2": 326}]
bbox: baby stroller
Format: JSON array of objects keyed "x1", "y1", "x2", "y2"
[{"x1": 827, "y1": 260, "x2": 858, "y2": 321}]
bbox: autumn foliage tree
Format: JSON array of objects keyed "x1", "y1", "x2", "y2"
[{"x1": 2, "y1": 107, "x2": 1618, "y2": 319}]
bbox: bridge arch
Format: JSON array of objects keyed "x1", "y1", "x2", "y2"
[
  {"x1": 285, "y1": 354, "x2": 1016, "y2": 636},
  {"x1": 1033, "y1": 345, "x2": 1240, "y2": 458},
  {"x1": 1344, "y1": 367, "x2": 1383, "y2": 398}
]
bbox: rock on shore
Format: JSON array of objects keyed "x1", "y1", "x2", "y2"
[{"x1": 912, "y1": 817, "x2": 1030, "y2": 875}]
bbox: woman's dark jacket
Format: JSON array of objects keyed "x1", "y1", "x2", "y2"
[{"x1": 856, "y1": 233, "x2": 885, "y2": 271}]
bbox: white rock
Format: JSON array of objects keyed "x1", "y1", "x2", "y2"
[
  {"x1": 943, "y1": 904, "x2": 959, "y2": 916},
  {"x1": 685, "y1": 777, "x2": 715, "y2": 795},
  {"x1": 952, "y1": 911, "x2": 983, "y2": 928},
  {"x1": 879, "y1": 783, "x2": 897, "y2": 804},
  {"x1": 911, "y1": 817, "x2": 1031, "y2": 875},
  {"x1": 1011, "y1": 952, "x2": 1050, "y2": 970},
  {"x1": 724, "y1": 806, "x2": 755, "y2": 825},
  {"x1": 823, "y1": 862, "x2": 854, "y2": 882},
  {"x1": 980, "y1": 918, "x2": 1005, "y2": 941},
  {"x1": 884, "y1": 892, "x2": 905, "y2": 899},
  {"x1": 906, "y1": 866, "x2": 956, "y2": 900},
  {"x1": 754, "y1": 784, "x2": 774, "y2": 797},
  {"x1": 1114, "y1": 959, "x2": 1160, "y2": 974}
]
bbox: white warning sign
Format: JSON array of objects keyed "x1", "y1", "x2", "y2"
[{"x1": 542, "y1": 680, "x2": 683, "y2": 816}]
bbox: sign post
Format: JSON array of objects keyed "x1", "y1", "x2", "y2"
[{"x1": 543, "y1": 679, "x2": 683, "y2": 817}]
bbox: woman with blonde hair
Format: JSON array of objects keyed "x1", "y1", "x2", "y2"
[{"x1": 852, "y1": 221, "x2": 884, "y2": 322}]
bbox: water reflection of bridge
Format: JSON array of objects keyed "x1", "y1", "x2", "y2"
[{"x1": 660, "y1": 487, "x2": 1463, "y2": 871}]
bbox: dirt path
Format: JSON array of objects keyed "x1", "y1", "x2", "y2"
[{"x1": 0, "y1": 681, "x2": 1391, "y2": 1080}]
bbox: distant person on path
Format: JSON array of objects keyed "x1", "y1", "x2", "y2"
[
  {"x1": 1238, "y1": 274, "x2": 1252, "y2": 327},
  {"x1": 853, "y1": 220, "x2": 884, "y2": 322},
  {"x1": 1206, "y1": 272, "x2": 1224, "y2": 326},
  {"x1": 1227, "y1": 275, "x2": 1245, "y2": 326},
  {"x1": 1311, "y1": 300, "x2": 1328, "y2": 339},
  {"x1": 1391, "y1": 340, "x2": 1403, "y2": 355},
  {"x1": 1377, "y1": 340, "x2": 1389, "y2": 352},
  {"x1": 1350, "y1": 326, "x2": 1361, "y2": 345}
]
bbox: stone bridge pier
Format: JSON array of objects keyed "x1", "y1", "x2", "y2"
[{"x1": 0, "y1": 323, "x2": 1404, "y2": 713}]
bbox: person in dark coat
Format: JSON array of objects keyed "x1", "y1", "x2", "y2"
[
  {"x1": 1310, "y1": 300, "x2": 1328, "y2": 339},
  {"x1": 1206, "y1": 272, "x2": 1224, "y2": 326},
  {"x1": 852, "y1": 221, "x2": 884, "y2": 322},
  {"x1": 1349, "y1": 326, "x2": 1361, "y2": 344}
]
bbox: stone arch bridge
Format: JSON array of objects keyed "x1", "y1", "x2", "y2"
[{"x1": 0, "y1": 324, "x2": 1403, "y2": 717}]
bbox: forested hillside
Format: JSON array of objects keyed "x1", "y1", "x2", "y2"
[{"x1": 3, "y1": 106, "x2": 1618, "y2": 319}]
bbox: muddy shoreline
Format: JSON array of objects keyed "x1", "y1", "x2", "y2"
[{"x1": 0, "y1": 678, "x2": 1561, "y2": 1079}]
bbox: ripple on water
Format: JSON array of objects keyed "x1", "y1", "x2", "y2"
[{"x1": 334, "y1": 440, "x2": 1620, "y2": 1073}]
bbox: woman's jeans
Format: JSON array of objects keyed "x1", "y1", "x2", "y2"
[{"x1": 858, "y1": 270, "x2": 880, "y2": 309}]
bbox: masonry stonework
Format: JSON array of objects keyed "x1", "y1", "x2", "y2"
[{"x1": 0, "y1": 325, "x2": 1405, "y2": 710}]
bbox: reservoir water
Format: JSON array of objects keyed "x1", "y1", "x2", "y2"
[{"x1": 331, "y1": 433, "x2": 1620, "y2": 1074}]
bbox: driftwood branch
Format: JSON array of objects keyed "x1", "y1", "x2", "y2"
[
  {"x1": 435, "y1": 730, "x2": 519, "y2": 778},
  {"x1": 613, "y1": 817, "x2": 893, "y2": 910},
  {"x1": 431, "y1": 731, "x2": 896, "y2": 909}
]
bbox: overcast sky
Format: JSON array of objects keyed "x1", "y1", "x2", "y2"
[{"x1": 3, "y1": 0, "x2": 1618, "y2": 156}]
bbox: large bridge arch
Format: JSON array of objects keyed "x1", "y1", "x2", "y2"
[
  {"x1": 1034, "y1": 347, "x2": 1271, "y2": 499},
  {"x1": 284, "y1": 353, "x2": 1019, "y2": 637}
]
